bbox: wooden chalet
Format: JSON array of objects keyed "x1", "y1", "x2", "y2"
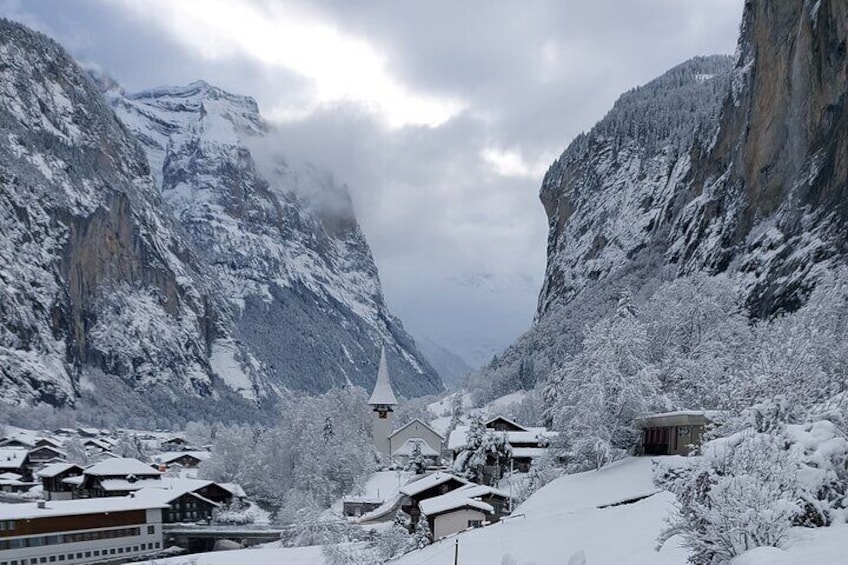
[{"x1": 37, "y1": 463, "x2": 85, "y2": 501}]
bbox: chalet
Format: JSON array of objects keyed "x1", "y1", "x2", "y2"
[
  {"x1": 0, "y1": 448, "x2": 31, "y2": 481},
  {"x1": 0, "y1": 471, "x2": 37, "y2": 493},
  {"x1": 637, "y1": 411, "x2": 715, "y2": 456},
  {"x1": 420, "y1": 483, "x2": 510, "y2": 539},
  {"x1": 387, "y1": 419, "x2": 444, "y2": 464},
  {"x1": 0, "y1": 497, "x2": 165, "y2": 564},
  {"x1": 152, "y1": 451, "x2": 210, "y2": 470},
  {"x1": 28, "y1": 444, "x2": 68, "y2": 466},
  {"x1": 35, "y1": 437, "x2": 65, "y2": 450},
  {"x1": 156, "y1": 478, "x2": 237, "y2": 506},
  {"x1": 78, "y1": 458, "x2": 163, "y2": 498},
  {"x1": 83, "y1": 438, "x2": 113, "y2": 453},
  {"x1": 159, "y1": 436, "x2": 187, "y2": 451},
  {"x1": 447, "y1": 417, "x2": 557, "y2": 477},
  {"x1": 134, "y1": 487, "x2": 220, "y2": 524},
  {"x1": 0, "y1": 437, "x2": 34, "y2": 450},
  {"x1": 399, "y1": 472, "x2": 470, "y2": 525},
  {"x1": 37, "y1": 463, "x2": 85, "y2": 501}
]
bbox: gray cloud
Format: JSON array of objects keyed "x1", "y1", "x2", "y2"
[{"x1": 0, "y1": 0, "x2": 743, "y2": 366}]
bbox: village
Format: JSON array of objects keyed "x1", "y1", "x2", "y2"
[{"x1": 0, "y1": 349, "x2": 714, "y2": 565}]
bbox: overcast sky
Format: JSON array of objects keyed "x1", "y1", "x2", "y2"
[{"x1": 1, "y1": 0, "x2": 744, "y2": 366}]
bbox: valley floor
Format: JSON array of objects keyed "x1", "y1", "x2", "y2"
[{"x1": 134, "y1": 456, "x2": 848, "y2": 565}]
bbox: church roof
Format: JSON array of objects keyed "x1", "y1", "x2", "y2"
[{"x1": 368, "y1": 347, "x2": 398, "y2": 406}]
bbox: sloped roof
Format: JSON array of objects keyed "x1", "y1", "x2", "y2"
[
  {"x1": 84, "y1": 457, "x2": 162, "y2": 477},
  {"x1": 100, "y1": 478, "x2": 162, "y2": 492},
  {"x1": 399, "y1": 472, "x2": 469, "y2": 497},
  {"x1": 152, "y1": 451, "x2": 211, "y2": 465},
  {"x1": 0, "y1": 497, "x2": 167, "y2": 521},
  {"x1": 368, "y1": 346, "x2": 398, "y2": 406},
  {"x1": 133, "y1": 486, "x2": 220, "y2": 508},
  {"x1": 389, "y1": 418, "x2": 444, "y2": 441},
  {"x1": 484, "y1": 416, "x2": 529, "y2": 432},
  {"x1": 0, "y1": 448, "x2": 28, "y2": 469},
  {"x1": 418, "y1": 483, "x2": 507, "y2": 517},
  {"x1": 36, "y1": 463, "x2": 83, "y2": 478},
  {"x1": 392, "y1": 438, "x2": 440, "y2": 458},
  {"x1": 448, "y1": 425, "x2": 556, "y2": 451}
]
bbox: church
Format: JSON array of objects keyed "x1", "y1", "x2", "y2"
[{"x1": 368, "y1": 347, "x2": 444, "y2": 465}]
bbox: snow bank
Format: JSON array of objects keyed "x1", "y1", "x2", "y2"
[{"x1": 730, "y1": 524, "x2": 848, "y2": 565}]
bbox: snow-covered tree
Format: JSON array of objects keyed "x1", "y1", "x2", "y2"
[
  {"x1": 656, "y1": 427, "x2": 802, "y2": 565},
  {"x1": 413, "y1": 514, "x2": 431, "y2": 548},
  {"x1": 452, "y1": 415, "x2": 511, "y2": 483},
  {"x1": 405, "y1": 441, "x2": 426, "y2": 474},
  {"x1": 545, "y1": 292, "x2": 662, "y2": 470},
  {"x1": 63, "y1": 438, "x2": 90, "y2": 466}
]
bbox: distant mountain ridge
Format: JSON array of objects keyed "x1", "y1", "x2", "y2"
[
  {"x1": 472, "y1": 0, "x2": 848, "y2": 403},
  {"x1": 0, "y1": 19, "x2": 442, "y2": 421}
]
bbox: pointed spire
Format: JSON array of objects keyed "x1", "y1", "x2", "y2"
[{"x1": 368, "y1": 346, "x2": 398, "y2": 406}]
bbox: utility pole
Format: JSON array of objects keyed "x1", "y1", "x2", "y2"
[{"x1": 454, "y1": 539, "x2": 459, "y2": 565}]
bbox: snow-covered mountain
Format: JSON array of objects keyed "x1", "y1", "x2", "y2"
[
  {"x1": 0, "y1": 20, "x2": 225, "y2": 411},
  {"x1": 0, "y1": 19, "x2": 442, "y2": 419},
  {"x1": 471, "y1": 0, "x2": 848, "y2": 402},
  {"x1": 102, "y1": 79, "x2": 442, "y2": 399}
]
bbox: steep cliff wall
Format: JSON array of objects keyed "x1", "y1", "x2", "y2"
[{"x1": 472, "y1": 0, "x2": 848, "y2": 403}]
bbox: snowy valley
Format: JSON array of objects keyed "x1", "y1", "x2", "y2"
[{"x1": 2, "y1": 0, "x2": 848, "y2": 564}]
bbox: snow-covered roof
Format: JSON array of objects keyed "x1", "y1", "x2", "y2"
[
  {"x1": 219, "y1": 482, "x2": 247, "y2": 498},
  {"x1": 638, "y1": 410, "x2": 720, "y2": 428},
  {"x1": 511, "y1": 447, "x2": 547, "y2": 459},
  {"x1": 0, "y1": 448, "x2": 29, "y2": 469},
  {"x1": 30, "y1": 445, "x2": 67, "y2": 457},
  {"x1": 368, "y1": 346, "x2": 398, "y2": 406},
  {"x1": 0, "y1": 497, "x2": 168, "y2": 521},
  {"x1": 133, "y1": 486, "x2": 220, "y2": 508},
  {"x1": 152, "y1": 451, "x2": 211, "y2": 465},
  {"x1": 390, "y1": 418, "x2": 444, "y2": 441},
  {"x1": 392, "y1": 438, "x2": 440, "y2": 458},
  {"x1": 399, "y1": 472, "x2": 469, "y2": 497},
  {"x1": 84, "y1": 438, "x2": 113, "y2": 450},
  {"x1": 0, "y1": 472, "x2": 22, "y2": 481},
  {"x1": 447, "y1": 426, "x2": 555, "y2": 451},
  {"x1": 100, "y1": 478, "x2": 163, "y2": 492},
  {"x1": 0, "y1": 437, "x2": 34, "y2": 448},
  {"x1": 62, "y1": 476, "x2": 84, "y2": 486},
  {"x1": 484, "y1": 416, "x2": 529, "y2": 432},
  {"x1": 36, "y1": 463, "x2": 83, "y2": 478},
  {"x1": 84, "y1": 457, "x2": 162, "y2": 477},
  {"x1": 418, "y1": 483, "x2": 507, "y2": 517}
]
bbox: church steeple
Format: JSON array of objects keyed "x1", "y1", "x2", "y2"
[
  {"x1": 369, "y1": 346, "x2": 397, "y2": 457},
  {"x1": 368, "y1": 346, "x2": 398, "y2": 407}
]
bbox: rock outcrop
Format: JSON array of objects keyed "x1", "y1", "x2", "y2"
[
  {"x1": 0, "y1": 19, "x2": 442, "y2": 419},
  {"x1": 472, "y1": 0, "x2": 848, "y2": 402}
]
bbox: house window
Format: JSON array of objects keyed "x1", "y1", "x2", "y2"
[
  {"x1": 468, "y1": 520, "x2": 482, "y2": 528},
  {"x1": 378, "y1": 411, "x2": 387, "y2": 419},
  {"x1": 148, "y1": 526, "x2": 155, "y2": 534}
]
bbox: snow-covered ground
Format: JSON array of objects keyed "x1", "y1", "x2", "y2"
[
  {"x1": 393, "y1": 456, "x2": 684, "y2": 565},
  {"x1": 136, "y1": 544, "x2": 325, "y2": 565},
  {"x1": 730, "y1": 525, "x2": 848, "y2": 565},
  {"x1": 128, "y1": 455, "x2": 846, "y2": 565}
]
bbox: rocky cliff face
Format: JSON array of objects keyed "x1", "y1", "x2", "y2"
[
  {"x1": 472, "y1": 0, "x2": 848, "y2": 403},
  {"x1": 104, "y1": 80, "x2": 442, "y2": 399},
  {"x1": 0, "y1": 19, "x2": 442, "y2": 418},
  {"x1": 0, "y1": 19, "x2": 223, "y2": 410}
]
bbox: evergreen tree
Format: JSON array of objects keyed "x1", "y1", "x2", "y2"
[{"x1": 414, "y1": 513, "x2": 432, "y2": 548}]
